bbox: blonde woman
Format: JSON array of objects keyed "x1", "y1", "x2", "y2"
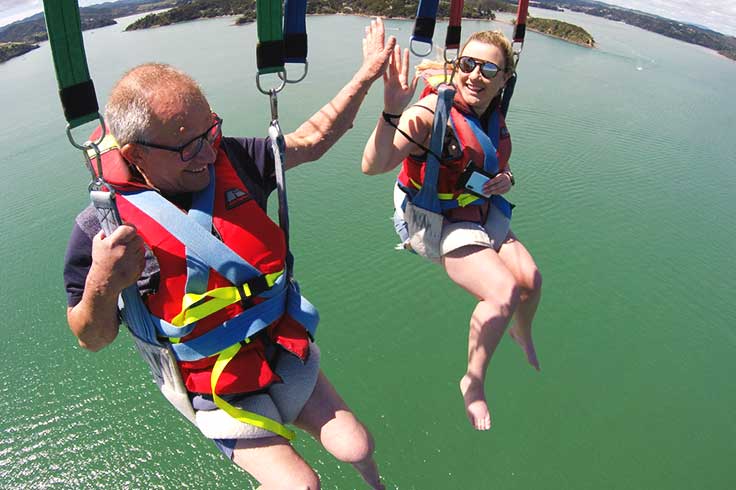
[{"x1": 362, "y1": 31, "x2": 542, "y2": 431}]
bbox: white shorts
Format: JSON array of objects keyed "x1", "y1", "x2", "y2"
[{"x1": 393, "y1": 184, "x2": 511, "y2": 257}]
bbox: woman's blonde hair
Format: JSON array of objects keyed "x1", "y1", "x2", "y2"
[
  {"x1": 461, "y1": 31, "x2": 514, "y2": 74},
  {"x1": 415, "y1": 30, "x2": 515, "y2": 78}
]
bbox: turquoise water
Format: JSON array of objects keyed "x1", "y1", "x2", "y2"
[{"x1": 1, "y1": 10, "x2": 735, "y2": 490}]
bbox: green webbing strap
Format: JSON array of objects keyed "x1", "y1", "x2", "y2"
[
  {"x1": 43, "y1": 0, "x2": 99, "y2": 129},
  {"x1": 256, "y1": 0, "x2": 285, "y2": 75}
]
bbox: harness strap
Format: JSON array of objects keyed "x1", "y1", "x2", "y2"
[
  {"x1": 212, "y1": 343, "x2": 296, "y2": 440},
  {"x1": 444, "y1": 0, "x2": 465, "y2": 59},
  {"x1": 513, "y1": 0, "x2": 530, "y2": 45},
  {"x1": 169, "y1": 281, "x2": 318, "y2": 362},
  {"x1": 185, "y1": 164, "x2": 216, "y2": 295},
  {"x1": 462, "y1": 110, "x2": 500, "y2": 175},
  {"x1": 411, "y1": 85, "x2": 455, "y2": 213},
  {"x1": 284, "y1": 0, "x2": 307, "y2": 62},
  {"x1": 269, "y1": 112, "x2": 294, "y2": 275},
  {"x1": 42, "y1": 0, "x2": 99, "y2": 128},
  {"x1": 122, "y1": 188, "x2": 263, "y2": 286},
  {"x1": 502, "y1": 0, "x2": 529, "y2": 116},
  {"x1": 410, "y1": 0, "x2": 440, "y2": 57},
  {"x1": 172, "y1": 271, "x2": 285, "y2": 327}
]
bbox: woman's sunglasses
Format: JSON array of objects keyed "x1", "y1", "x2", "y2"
[{"x1": 456, "y1": 56, "x2": 501, "y2": 79}]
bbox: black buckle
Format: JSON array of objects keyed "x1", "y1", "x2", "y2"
[{"x1": 236, "y1": 275, "x2": 271, "y2": 309}]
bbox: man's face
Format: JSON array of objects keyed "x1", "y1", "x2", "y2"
[{"x1": 132, "y1": 97, "x2": 218, "y2": 194}]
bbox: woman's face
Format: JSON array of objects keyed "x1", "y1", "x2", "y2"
[{"x1": 455, "y1": 40, "x2": 511, "y2": 114}]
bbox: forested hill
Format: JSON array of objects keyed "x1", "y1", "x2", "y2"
[
  {"x1": 527, "y1": 17, "x2": 594, "y2": 47},
  {"x1": 0, "y1": 42, "x2": 39, "y2": 63},
  {"x1": 125, "y1": 0, "x2": 512, "y2": 30},
  {"x1": 531, "y1": 0, "x2": 736, "y2": 61}
]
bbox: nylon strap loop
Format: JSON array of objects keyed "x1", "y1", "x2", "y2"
[
  {"x1": 513, "y1": 0, "x2": 530, "y2": 43},
  {"x1": 42, "y1": 0, "x2": 99, "y2": 128},
  {"x1": 445, "y1": 0, "x2": 464, "y2": 50},
  {"x1": 256, "y1": 0, "x2": 285, "y2": 72},
  {"x1": 410, "y1": 0, "x2": 440, "y2": 56},
  {"x1": 283, "y1": 0, "x2": 307, "y2": 63},
  {"x1": 212, "y1": 344, "x2": 296, "y2": 440}
]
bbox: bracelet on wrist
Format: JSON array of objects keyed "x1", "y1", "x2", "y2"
[
  {"x1": 504, "y1": 170, "x2": 515, "y2": 186},
  {"x1": 382, "y1": 111, "x2": 402, "y2": 122}
]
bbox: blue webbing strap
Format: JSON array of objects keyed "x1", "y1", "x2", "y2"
[
  {"x1": 89, "y1": 189, "x2": 160, "y2": 345},
  {"x1": 269, "y1": 119, "x2": 294, "y2": 275},
  {"x1": 411, "y1": 85, "x2": 455, "y2": 213},
  {"x1": 464, "y1": 110, "x2": 500, "y2": 175},
  {"x1": 122, "y1": 189, "x2": 262, "y2": 286},
  {"x1": 184, "y1": 164, "x2": 215, "y2": 295},
  {"x1": 462, "y1": 110, "x2": 512, "y2": 218},
  {"x1": 411, "y1": 0, "x2": 440, "y2": 56},
  {"x1": 284, "y1": 0, "x2": 307, "y2": 64},
  {"x1": 170, "y1": 281, "x2": 319, "y2": 361}
]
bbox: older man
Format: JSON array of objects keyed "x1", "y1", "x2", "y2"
[{"x1": 63, "y1": 18, "x2": 394, "y2": 490}]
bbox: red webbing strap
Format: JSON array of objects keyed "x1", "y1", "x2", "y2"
[
  {"x1": 445, "y1": 0, "x2": 464, "y2": 51},
  {"x1": 513, "y1": 0, "x2": 529, "y2": 43}
]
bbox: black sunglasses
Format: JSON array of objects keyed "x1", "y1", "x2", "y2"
[
  {"x1": 456, "y1": 56, "x2": 501, "y2": 80},
  {"x1": 136, "y1": 114, "x2": 223, "y2": 162}
]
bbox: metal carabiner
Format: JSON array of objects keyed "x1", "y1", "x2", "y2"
[
  {"x1": 269, "y1": 89, "x2": 279, "y2": 123},
  {"x1": 512, "y1": 41, "x2": 525, "y2": 68},
  {"x1": 84, "y1": 140, "x2": 105, "y2": 183}
]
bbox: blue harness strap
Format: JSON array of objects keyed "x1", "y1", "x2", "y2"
[
  {"x1": 185, "y1": 164, "x2": 216, "y2": 295},
  {"x1": 410, "y1": 0, "x2": 440, "y2": 56},
  {"x1": 169, "y1": 280, "x2": 319, "y2": 361},
  {"x1": 122, "y1": 187, "x2": 263, "y2": 287},
  {"x1": 463, "y1": 110, "x2": 500, "y2": 175},
  {"x1": 411, "y1": 84, "x2": 455, "y2": 213},
  {"x1": 284, "y1": 0, "x2": 307, "y2": 64}
]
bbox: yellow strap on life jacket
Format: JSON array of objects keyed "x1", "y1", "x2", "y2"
[
  {"x1": 211, "y1": 342, "x2": 296, "y2": 440},
  {"x1": 408, "y1": 178, "x2": 480, "y2": 207},
  {"x1": 86, "y1": 132, "x2": 120, "y2": 156},
  {"x1": 171, "y1": 270, "x2": 284, "y2": 328}
]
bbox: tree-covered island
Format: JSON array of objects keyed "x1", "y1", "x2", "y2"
[
  {"x1": 0, "y1": 42, "x2": 40, "y2": 63},
  {"x1": 527, "y1": 17, "x2": 595, "y2": 47}
]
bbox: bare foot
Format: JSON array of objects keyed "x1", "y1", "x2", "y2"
[
  {"x1": 459, "y1": 374, "x2": 491, "y2": 430},
  {"x1": 508, "y1": 325, "x2": 540, "y2": 371}
]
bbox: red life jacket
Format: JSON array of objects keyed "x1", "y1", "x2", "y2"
[
  {"x1": 88, "y1": 127, "x2": 310, "y2": 396},
  {"x1": 397, "y1": 87, "x2": 512, "y2": 206}
]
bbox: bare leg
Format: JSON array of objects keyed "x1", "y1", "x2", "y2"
[
  {"x1": 497, "y1": 231, "x2": 543, "y2": 370},
  {"x1": 295, "y1": 371, "x2": 384, "y2": 490},
  {"x1": 443, "y1": 245, "x2": 520, "y2": 430},
  {"x1": 232, "y1": 436, "x2": 320, "y2": 489}
]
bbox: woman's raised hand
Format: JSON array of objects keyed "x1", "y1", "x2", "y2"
[{"x1": 383, "y1": 44, "x2": 419, "y2": 115}]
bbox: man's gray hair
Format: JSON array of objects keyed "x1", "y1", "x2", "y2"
[{"x1": 104, "y1": 63, "x2": 207, "y2": 146}]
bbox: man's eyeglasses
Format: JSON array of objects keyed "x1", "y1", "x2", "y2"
[
  {"x1": 456, "y1": 56, "x2": 501, "y2": 80},
  {"x1": 136, "y1": 114, "x2": 223, "y2": 162}
]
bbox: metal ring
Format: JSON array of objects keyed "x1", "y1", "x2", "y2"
[
  {"x1": 66, "y1": 113, "x2": 106, "y2": 151},
  {"x1": 278, "y1": 61, "x2": 309, "y2": 84},
  {"x1": 256, "y1": 70, "x2": 287, "y2": 95},
  {"x1": 409, "y1": 38, "x2": 433, "y2": 58},
  {"x1": 443, "y1": 47, "x2": 459, "y2": 64}
]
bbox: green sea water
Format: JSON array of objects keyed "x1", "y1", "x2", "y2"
[{"x1": 1, "y1": 9, "x2": 735, "y2": 490}]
